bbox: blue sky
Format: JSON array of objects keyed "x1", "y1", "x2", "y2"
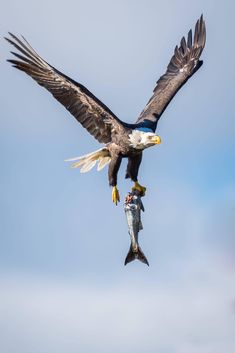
[{"x1": 1, "y1": 0, "x2": 235, "y2": 352}]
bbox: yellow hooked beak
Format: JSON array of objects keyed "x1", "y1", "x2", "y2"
[{"x1": 152, "y1": 135, "x2": 161, "y2": 144}]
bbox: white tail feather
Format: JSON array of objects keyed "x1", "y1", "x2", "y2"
[
  {"x1": 97, "y1": 157, "x2": 111, "y2": 171},
  {"x1": 80, "y1": 159, "x2": 97, "y2": 173},
  {"x1": 65, "y1": 147, "x2": 111, "y2": 173},
  {"x1": 70, "y1": 160, "x2": 85, "y2": 168},
  {"x1": 65, "y1": 149, "x2": 101, "y2": 162}
]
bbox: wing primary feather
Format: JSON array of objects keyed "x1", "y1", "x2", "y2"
[
  {"x1": 6, "y1": 33, "x2": 125, "y2": 144},
  {"x1": 180, "y1": 37, "x2": 187, "y2": 55},
  {"x1": 135, "y1": 15, "x2": 206, "y2": 131},
  {"x1": 187, "y1": 29, "x2": 192, "y2": 48}
]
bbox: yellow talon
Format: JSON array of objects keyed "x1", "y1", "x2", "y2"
[
  {"x1": 132, "y1": 181, "x2": 146, "y2": 196},
  {"x1": 112, "y1": 186, "x2": 120, "y2": 205}
]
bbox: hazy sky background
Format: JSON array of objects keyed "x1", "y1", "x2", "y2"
[{"x1": 1, "y1": 0, "x2": 235, "y2": 352}]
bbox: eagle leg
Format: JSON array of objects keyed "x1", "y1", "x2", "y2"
[
  {"x1": 132, "y1": 181, "x2": 146, "y2": 196},
  {"x1": 108, "y1": 152, "x2": 122, "y2": 205},
  {"x1": 112, "y1": 186, "x2": 120, "y2": 205}
]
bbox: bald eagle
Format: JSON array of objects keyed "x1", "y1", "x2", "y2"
[{"x1": 6, "y1": 15, "x2": 206, "y2": 204}]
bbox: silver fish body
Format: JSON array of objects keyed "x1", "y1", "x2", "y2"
[{"x1": 124, "y1": 192, "x2": 149, "y2": 266}]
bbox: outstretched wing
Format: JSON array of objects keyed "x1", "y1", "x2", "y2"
[
  {"x1": 6, "y1": 33, "x2": 123, "y2": 144},
  {"x1": 135, "y1": 15, "x2": 206, "y2": 131}
]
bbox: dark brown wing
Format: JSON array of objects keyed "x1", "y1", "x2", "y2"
[
  {"x1": 135, "y1": 15, "x2": 206, "y2": 131},
  {"x1": 6, "y1": 33, "x2": 124, "y2": 144}
]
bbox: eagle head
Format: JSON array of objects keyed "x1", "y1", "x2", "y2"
[{"x1": 129, "y1": 129, "x2": 161, "y2": 150}]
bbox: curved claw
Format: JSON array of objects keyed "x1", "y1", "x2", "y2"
[
  {"x1": 132, "y1": 181, "x2": 146, "y2": 196},
  {"x1": 112, "y1": 186, "x2": 120, "y2": 205}
]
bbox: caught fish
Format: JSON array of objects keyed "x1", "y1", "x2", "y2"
[{"x1": 124, "y1": 191, "x2": 149, "y2": 266}]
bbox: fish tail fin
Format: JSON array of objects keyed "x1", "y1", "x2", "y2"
[
  {"x1": 124, "y1": 245, "x2": 149, "y2": 266},
  {"x1": 65, "y1": 147, "x2": 111, "y2": 173}
]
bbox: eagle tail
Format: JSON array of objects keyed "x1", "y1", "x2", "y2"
[
  {"x1": 124, "y1": 245, "x2": 149, "y2": 266},
  {"x1": 65, "y1": 147, "x2": 111, "y2": 173}
]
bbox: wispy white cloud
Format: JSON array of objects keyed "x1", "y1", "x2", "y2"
[{"x1": 0, "y1": 264, "x2": 235, "y2": 353}]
